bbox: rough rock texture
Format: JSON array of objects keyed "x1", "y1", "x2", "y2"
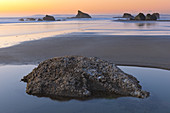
[
  {"x1": 75, "y1": 10, "x2": 92, "y2": 18},
  {"x1": 152, "y1": 13, "x2": 160, "y2": 19},
  {"x1": 43, "y1": 15, "x2": 55, "y2": 21},
  {"x1": 21, "y1": 56, "x2": 149, "y2": 100},
  {"x1": 135, "y1": 13, "x2": 146, "y2": 20},
  {"x1": 146, "y1": 14, "x2": 157, "y2": 20},
  {"x1": 123, "y1": 13, "x2": 134, "y2": 19}
]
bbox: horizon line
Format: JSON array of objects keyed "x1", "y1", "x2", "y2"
[{"x1": 0, "y1": 12, "x2": 170, "y2": 17}]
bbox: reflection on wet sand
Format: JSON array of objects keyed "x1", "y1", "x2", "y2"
[{"x1": 135, "y1": 23, "x2": 156, "y2": 27}]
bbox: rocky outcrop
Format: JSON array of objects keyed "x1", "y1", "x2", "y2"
[
  {"x1": 75, "y1": 10, "x2": 92, "y2": 18},
  {"x1": 151, "y1": 14, "x2": 157, "y2": 20},
  {"x1": 26, "y1": 18, "x2": 36, "y2": 21},
  {"x1": 21, "y1": 56, "x2": 149, "y2": 100},
  {"x1": 123, "y1": 13, "x2": 134, "y2": 19},
  {"x1": 19, "y1": 18, "x2": 24, "y2": 21},
  {"x1": 37, "y1": 18, "x2": 43, "y2": 21},
  {"x1": 43, "y1": 15, "x2": 55, "y2": 21},
  {"x1": 146, "y1": 14, "x2": 153, "y2": 20},
  {"x1": 117, "y1": 13, "x2": 161, "y2": 21},
  {"x1": 146, "y1": 14, "x2": 157, "y2": 20},
  {"x1": 135, "y1": 13, "x2": 146, "y2": 20},
  {"x1": 152, "y1": 13, "x2": 160, "y2": 19}
]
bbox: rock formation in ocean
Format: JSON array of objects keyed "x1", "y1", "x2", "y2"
[
  {"x1": 37, "y1": 18, "x2": 43, "y2": 21},
  {"x1": 146, "y1": 14, "x2": 153, "y2": 20},
  {"x1": 26, "y1": 18, "x2": 36, "y2": 21},
  {"x1": 21, "y1": 56, "x2": 149, "y2": 100},
  {"x1": 135, "y1": 13, "x2": 146, "y2": 20},
  {"x1": 146, "y1": 14, "x2": 157, "y2": 20},
  {"x1": 19, "y1": 18, "x2": 24, "y2": 21},
  {"x1": 151, "y1": 14, "x2": 157, "y2": 20},
  {"x1": 43, "y1": 15, "x2": 55, "y2": 21},
  {"x1": 74, "y1": 10, "x2": 92, "y2": 18},
  {"x1": 152, "y1": 13, "x2": 160, "y2": 19},
  {"x1": 123, "y1": 13, "x2": 134, "y2": 19}
]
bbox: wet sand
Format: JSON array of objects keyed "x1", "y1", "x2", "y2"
[{"x1": 0, "y1": 34, "x2": 170, "y2": 70}]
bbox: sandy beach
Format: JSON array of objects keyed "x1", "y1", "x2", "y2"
[
  {"x1": 2, "y1": 0, "x2": 170, "y2": 112},
  {"x1": 1, "y1": 2, "x2": 170, "y2": 112},
  {"x1": 0, "y1": 34, "x2": 170, "y2": 70}
]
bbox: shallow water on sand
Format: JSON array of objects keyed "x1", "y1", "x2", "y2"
[
  {"x1": 1, "y1": 14, "x2": 170, "y2": 48},
  {"x1": 0, "y1": 65, "x2": 169, "y2": 113}
]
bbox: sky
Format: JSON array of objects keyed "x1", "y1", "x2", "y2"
[{"x1": 0, "y1": 0, "x2": 170, "y2": 16}]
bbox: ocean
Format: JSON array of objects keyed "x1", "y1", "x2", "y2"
[{"x1": 0, "y1": 14, "x2": 170, "y2": 48}]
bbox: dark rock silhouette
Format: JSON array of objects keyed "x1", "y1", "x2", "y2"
[
  {"x1": 115, "y1": 12, "x2": 161, "y2": 21},
  {"x1": 26, "y1": 18, "x2": 36, "y2": 21},
  {"x1": 19, "y1": 18, "x2": 24, "y2": 21},
  {"x1": 43, "y1": 15, "x2": 55, "y2": 21},
  {"x1": 75, "y1": 10, "x2": 92, "y2": 18},
  {"x1": 135, "y1": 13, "x2": 146, "y2": 20},
  {"x1": 146, "y1": 14, "x2": 157, "y2": 20},
  {"x1": 152, "y1": 13, "x2": 160, "y2": 19},
  {"x1": 37, "y1": 18, "x2": 43, "y2": 21},
  {"x1": 146, "y1": 14, "x2": 152, "y2": 20},
  {"x1": 151, "y1": 14, "x2": 157, "y2": 20},
  {"x1": 123, "y1": 13, "x2": 134, "y2": 19},
  {"x1": 21, "y1": 56, "x2": 149, "y2": 100}
]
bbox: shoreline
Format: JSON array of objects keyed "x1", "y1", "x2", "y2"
[{"x1": 0, "y1": 34, "x2": 170, "y2": 70}]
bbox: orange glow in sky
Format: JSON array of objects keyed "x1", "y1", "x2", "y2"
[{"x1": 0, "y1": 0, "x2": 170, "y2": 15}]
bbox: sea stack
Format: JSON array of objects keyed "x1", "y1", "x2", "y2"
[
  {"x1": 152, "y1": 13, "x2": 160, "y2": 19},
  {"x1": 26, "y1": 18, "x2": 36, "y2": 21},
  {"x1": 146, "y1": 14, "x2": 157, "y2": 20},
  {"x1": 135, "y1": 13, "x2": 146, "y2": 20},
  {"x1": 19, "y1": 18, "x2": 24, "y2": 21},
  {"x1": 123, "y1": 13, "x2": 134, "y2": 19},
  {"x1": 43, "y1": 15, "x2": 55, "y2": 21},
  {"x1": 37, "y1": 18, "x2": 43, "y2": 21},
  {"x1": 75, "y1": 10, "x2": 92, "y2": 18},
  {"x1": 21, "y1": 56, "x2": 149, "y2": 100}
]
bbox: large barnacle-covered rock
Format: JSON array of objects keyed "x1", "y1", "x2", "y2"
[{"x1": 21, "y1": 56, "x2": 149, "y2": 100}]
